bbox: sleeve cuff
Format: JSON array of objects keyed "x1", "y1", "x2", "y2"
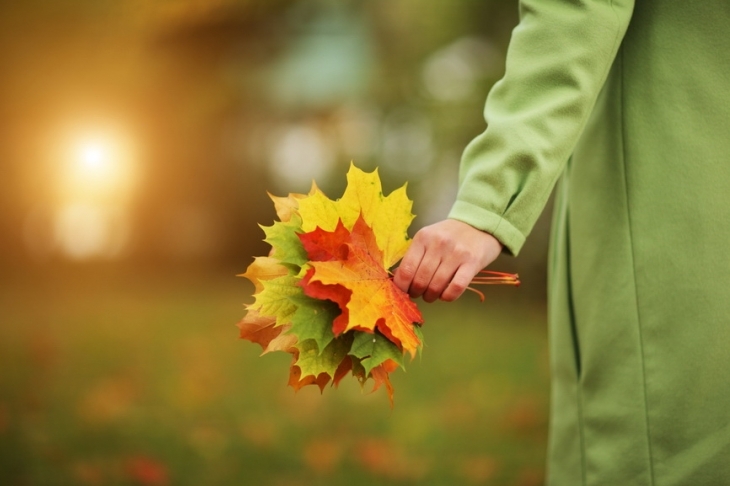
[{"x1": 448, "y1": 200, "x2": 527, "y2": 256}]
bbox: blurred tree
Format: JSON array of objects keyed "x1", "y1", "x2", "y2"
[{"x1": 0, "y1": 0, "x2": 550, "y2": 289}]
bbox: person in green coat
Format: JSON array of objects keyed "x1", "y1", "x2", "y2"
[{"x1": 394, "y1": 0, "x2": 730, "y2": 484}]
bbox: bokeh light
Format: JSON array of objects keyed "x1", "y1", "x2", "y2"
[
  {"x1": 53, "y1": 203, "x2": 130, "y2": 260},
  {"x1": 21, "y1": 125, "x2": 140, "y2": 261},
  {"x1": 59, "y1": 130, "x2": 138, "y2": 204}
]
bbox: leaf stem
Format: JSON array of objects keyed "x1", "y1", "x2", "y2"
[{"x1": 466, "y1": 270, "x2": 520, "y2": 302}]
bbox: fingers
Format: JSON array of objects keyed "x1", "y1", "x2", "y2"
[
  {"x1": 393, "y1": 219, "x2": 504, "y2": 302},
  {"x1": 394, "y1": 227, "x2": 454, "y2": 300},
  {"x1": 394, "y1": 229, "x2": 461, "y2": 301},
  {"x1": 440, "y1": 264, "x2": 479, "y2": 302},
  {"x1": 393, "y1": 238, "x2": 425, "y2": 294},
  {"x1": 422, "y1": 262, "x2": 457, "y2": 303},
  {"x1": 394, "y1": 245, "x2": 444, "y2": 299},
  {"x1": 407, "y1": 255, "x2": 441, "y2": 299}
]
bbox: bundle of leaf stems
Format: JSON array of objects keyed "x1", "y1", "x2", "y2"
[{"x1": 467, "y1": 270, "x2": 520, "y2": 301}]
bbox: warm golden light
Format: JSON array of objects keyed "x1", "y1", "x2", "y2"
[
  {"x1": 54, "y1": 203, "x2": 130, "y2": 260},
  {"x1": 61, "y1": 135, "x2": 137, "y2": 204},
  {"x1": 80, "y1": 142, "x2": 107, "y2": 169},
  {"x1": 35, "y1": 126, "x2": 141, "y2": 260}
]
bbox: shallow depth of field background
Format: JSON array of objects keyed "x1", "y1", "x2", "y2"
[{"x1": 0, "y1": 1, "x2": 554, "y2": 485}]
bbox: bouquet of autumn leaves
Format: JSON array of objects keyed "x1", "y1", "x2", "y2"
[{"x1": 238, "y1": 164, "x2": 518, "y2": 405}]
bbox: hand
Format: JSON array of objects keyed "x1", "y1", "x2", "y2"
[{"x1": 393, "y1": 219, "x2": 503, "y2": 303}]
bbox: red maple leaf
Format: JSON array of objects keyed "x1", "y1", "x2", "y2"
[{"x1": 298, "y1": 216, "x2": 423, "y2": 356}]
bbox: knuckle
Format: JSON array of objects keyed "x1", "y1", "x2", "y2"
[
  {"x1": 413, "y1": 228, "x2": 431, "y2": 244},
  {"x1": 418, "y1": 226, "x2": 447, "y2": 247},
  {"x1": 433, "y1": 233, "x2": 452, "y2": 249},
  {"x1": 452, "y1": 246, "x2": 471, "y2": 261}
]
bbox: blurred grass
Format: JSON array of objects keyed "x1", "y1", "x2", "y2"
[{"x1": 0, "y1": 264, "x2": 548, "y2": 486}]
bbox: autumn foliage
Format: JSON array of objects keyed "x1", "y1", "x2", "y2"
[{"x1": 238, "y1": 164, "x2": 422, "y2": 405}]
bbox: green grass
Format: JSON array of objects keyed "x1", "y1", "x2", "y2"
[{"x1": 0, "y1": 265, "x2": 549, "y2": 486}]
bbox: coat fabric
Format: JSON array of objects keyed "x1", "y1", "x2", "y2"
[{"x1": 448, "y1": 0, "x2": 730, "y2": 484}]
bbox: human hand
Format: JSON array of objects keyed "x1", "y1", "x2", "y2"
[{"x1": 393, "y1": 219, "x2": 503, "y2": 303}]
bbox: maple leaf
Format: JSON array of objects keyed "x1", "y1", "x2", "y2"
[
  {"x1": 237, "y1": 309, "x2": 297, "y2": 355},
  {"x1": 294, "y1": 335, "x2": 354, "y2": 380},
  {"x1": 238, "y1": 257, "x2": 290, "y2": 294},
  {"x1": 299, "y1": 215, "x2": 424, "y2": 357},
  {"x1": 288, "y1": 334, "x2": 355, "y2": 393},
  {"x1": 247, "y1": 274, "x2": 302, "y2": 326},
  {"x1": 269, "y1": 191, "x2": 306, "y2": 223},
  {"x1": 297, "y1": 164, "x2": 414, "y2": 268},
  {"x1": 332, "y1": 356, "x2": 354, "y2": 387},
  {"x1": 239, "y1": 163, "x2": 435, "y2": 404},
  {"x1": 288, "y1": 357, "x2": 331, "y2": 392},
  {"x1": 240, "y1": 256, "x2": 307, "y2": 330},
  {"x1": 369, "y1": 359, "x2": 399, "y2": 407},
  {"x1": 241, "y1": 255, "x2": 347, "y2": 382},
  {"x1": 349, "y1": 331, "x2": 405, "y2": 375},
  {"x1": 286, "y1": 294, "x2": 339, "y2": 355},
  {"x1": 261, "y1": 213, "x2": 308, "y2": 267}
]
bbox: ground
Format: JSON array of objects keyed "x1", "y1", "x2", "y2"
[{"x1": 0, "y1": 264, "x2": 548, "y2": 486}]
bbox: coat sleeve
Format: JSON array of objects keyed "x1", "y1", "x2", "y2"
[{"x1": 448, "y1": 0, "x2": 634, "y2": 255}]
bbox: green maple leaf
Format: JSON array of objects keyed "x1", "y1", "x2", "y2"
[
  {"x1": 261, "y1": 213, "x2": 307, "y2": 267},
  {"x1": 414, "y1": 324, "x2": 425, "y2": 353},
  {"x1": 288, "y1": 293, "x2": 339, "y2": 355},
  {"x1": 295, "y1": 334, "x2": 354, "y2": 379},
  {"x1": 249, "y1": 274, "x2": 301, "y2": 326},
  {"x1": 349, "y1": 331, "x2": 405, "y2": 375},
  {"x1": 350, "y1": 356, "x2": 367, "y2": 381}
]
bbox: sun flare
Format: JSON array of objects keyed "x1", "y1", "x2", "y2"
[
  {"x1": 45, "y1": 128, "x2": 140, "y2": 260},
  {"x1": 80, "y1": 142, "x2": 107, "y2": 169},
  {"x1": 59, "y1": 133, "x2": 137, "y2": 204}
]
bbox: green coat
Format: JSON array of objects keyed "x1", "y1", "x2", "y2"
[{"x1": 448, "y1": 0, "x2": 730, "y2": 484}]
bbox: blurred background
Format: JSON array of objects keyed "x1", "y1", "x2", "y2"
[{"x1": 0, "y1": 1, "x2": 554, "y2": 484}]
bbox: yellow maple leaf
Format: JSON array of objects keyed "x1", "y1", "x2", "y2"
[
  {"x1": 297, "y1": 163, "x2": 414, "y2": 268},
  {"x1": 268, "y1": 191, "x2": 307, "y2": 223},
  {"x1": 238, "y1": 256, "x2": 290, "y2": 294}
]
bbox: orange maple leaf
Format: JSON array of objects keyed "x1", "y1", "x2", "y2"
[
  {"x1": 237, "y1": 309, "x2": 297, "y2": 355},
  {"x1": 331, "y1": 356, "x2": 398, "y2": 406},
  {"x1": 369, "y1": 359, "x2": 399, "y2": 407},
  {"x1": 299, "y1": 215, "x2": 423, "y2": 357}
]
